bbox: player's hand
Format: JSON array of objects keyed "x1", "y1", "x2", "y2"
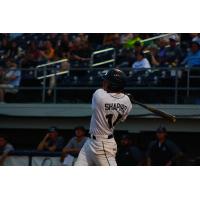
[
  {"x1": 44, "y1": 133, "x2": 50, "y2": 140},
  {"x1": 71, "y1": 148, "x2": 80, "y2": 153}
]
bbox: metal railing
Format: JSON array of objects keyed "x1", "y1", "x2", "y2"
[
  {"x1": 34, "y1": 59, "x2": 69, "y2": 103},
  {"x1": 7, "y1": 65, "x2": 200, "y2": 104},
  {"x1": 90, "y1": 47, "x2": 116, "y2": 67},
  {"x1": 141, "y1": 33, "x2": 176, "y2": 43}
]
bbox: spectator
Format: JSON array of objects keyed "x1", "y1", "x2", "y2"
[
  {"x1": 103, "y1": 34, "x2": 118, "y2": 46},
  {"x1": 47, "y1": 61, "x2": 70, "y2": 96},
  {"x1": 78, "y1": 33, "x2": 88, "y2": 45},
  {"x1": 132, "y1": 52, "x2": 151, "y2": 71},
  {"x1": 88, "y1": 33, "x2": 104, "y2": 49},
  {"x1": 0, "y1": 136, "x2": 15, "y2": 166},
  {"x1": 146, "y1": 126, "x2": 182, "y2": 166},
  {"x1": 133, "y1": 41, "x2": 143, "y2": 55},
  {"x1": 192, "y1": 33, "x2": 200, "y2": 45},
  {"x1": 48, "y1": 33, "x2": 58, "y2": 48},
  {"x1": 0, "y1": 38, "x2": 10, "y2": 59},
  {"x1": 164, "y1": 35, "x2": 183, "y2": 67},
  {"x1": 157, "y1": 39, "x2": 167, "y2": 66},
  {"x1": 129, "y1": 41, "x2": 143, "y2": 63},
  {"x1": 120, "y1": 34, "x2": 134, "y2": 47},
  {"x1": 8, "y1": 40, "x2": 23, "y2": 60},
  {"x1": 61, "y1": 126, "x2": 88, "y2": 166},
  {"x1": 40, "y1": 40, "x2": 55, "y2": 61},
  {"x1": 0, "y1": 67, "x2": 5, "y2": 102},
  {"x1": 0, "y1": 59, "x2": 21, "y2": 102},
  {"x1": 148, "y1": 43, "x2": 160, "y2": 67},
  {"x1": 70, "y1": 36, "x2": 91, "y2": 62},
  {"x1": 37, "y1": 127, "x2": 65, "y2": 152},
  {"x1": 57, "y1": 34, "x2": 70, "y2": 58},
  {"x1": 116, "y1": 135, "x2": 143, "y2": 166},
  {"x1": 124, "y1": 33, "x2": 142, "y2": 49},
  {"x1": 182, "y1": 41, "x2": 200, "y2": 67},
  {"x1": 27, "y1": 41, "x2": 42, "y2": 63}
]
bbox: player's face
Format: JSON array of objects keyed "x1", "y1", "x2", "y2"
[
  {"x1": 191, "y1": 44, "x2": 199, "y2": 53},
  {"x1": 156, "y1": 132, "x2": 167, "y2": 141},
  {"x1": 49, "y1": 132, "x2": 58, "y2": 140},
  {"x1": 75, "y1": 129, "x2": 85, "y2": 138},
  {"x1": 135, "y1": 45, "x2": 142, "y2": 53},
  {"x1": 136, "y1": 54, "x2": 143, "y2": 61}
]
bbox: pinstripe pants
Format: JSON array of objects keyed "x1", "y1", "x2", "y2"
[{"x1": 75, "y1": 138, "x2": 117, "y2": 166}]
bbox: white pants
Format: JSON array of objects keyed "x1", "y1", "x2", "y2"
[{"x1": 75, "y1": 137, "x2": 117, "y2": 166}]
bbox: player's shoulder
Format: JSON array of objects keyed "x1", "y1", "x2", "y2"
[
  {"x1": 93, "y1": 88, "x2": 106, "y2": 96},
  {"x1": 123, "y1": 94, "x2": 132, "y2": 106},
  {"x1": 93, "y1": 89, "x2": 108, "y2": 101},
  {"x1": 68, "y1": 137, "x2": 76, "y2": 143}
]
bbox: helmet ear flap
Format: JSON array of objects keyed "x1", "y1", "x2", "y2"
[{"x1": 107, "y1": 81, "x2": 123, "y2": 92}]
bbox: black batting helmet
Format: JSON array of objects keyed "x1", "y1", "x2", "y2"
[{"x1": 101, "y1": 68, "x2": 126, "y2": 92}]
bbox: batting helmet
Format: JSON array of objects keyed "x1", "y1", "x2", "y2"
[{"x1": 101, "y1": 68, "x2": 126, "y2": 92}]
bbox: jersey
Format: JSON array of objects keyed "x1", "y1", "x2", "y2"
[
  {"x1": 147, "y1": 139, "x2": 181, "y2": 165},
  {"x1": 89, "y1": 89, "x2": 132, "y2": 136}
]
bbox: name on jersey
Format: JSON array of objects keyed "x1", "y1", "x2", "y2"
[{"x1": 105, "y1": 103, "x2": 127, "y2": 113}]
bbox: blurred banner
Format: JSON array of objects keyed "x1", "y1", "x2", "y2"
[
  {"x1": 32, "y1": 156, "x2": 61, "y2": 166},
  {"x1": 4, "y1": 156, "x2": 62, "y2": 166},
  {"x1": 4, "y1": 156, "x2": 29, "y2": 166}
]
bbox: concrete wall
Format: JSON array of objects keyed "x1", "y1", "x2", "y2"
[{"x1": 0, "y1": 104, "x2": 200, "y2": 133}]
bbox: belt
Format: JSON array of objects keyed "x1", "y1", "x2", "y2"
[{"x1": 90, "y1": 134, "x2": 114, "y2": 140}]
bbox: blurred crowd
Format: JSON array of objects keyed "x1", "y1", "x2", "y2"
[
  {"x1": 0, "y1": 33, "x2": 200, "y2": 103},
  {"x1": 0, "y1": 125, "x2": 185, "y2": 166}
]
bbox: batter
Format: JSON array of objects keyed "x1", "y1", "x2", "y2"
[{"x1": 75, "y1": 68, "x2": 132, "y2": 166}]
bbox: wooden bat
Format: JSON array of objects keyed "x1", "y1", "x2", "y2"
[{"x1": 127, "y1": 94, "x2": 176, "y2": 123}]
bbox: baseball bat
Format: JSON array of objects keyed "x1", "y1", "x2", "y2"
[{"x1": 127, "y1": 94, "x2": 176, "y2": 123}]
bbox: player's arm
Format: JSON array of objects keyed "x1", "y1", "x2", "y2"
[
  {"x1": 62, "y1": 147, "x2": 80, "y2": 154},
  {"x1": 61, "y1": 147, "x2": 79, "y2": 161},
  {"x1": 37, "y1": 134, "x2": 49, "y2": 151},
  {"x1": 47, "y1": 145, "x2": 57, "y2": 152},
  {"x1": 61, "y1": 138, "x2": 80, "y2": 160}
]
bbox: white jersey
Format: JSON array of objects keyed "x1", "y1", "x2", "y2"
[{"x1": 89, "y1": 89, "x2": 132, "y2": 136}]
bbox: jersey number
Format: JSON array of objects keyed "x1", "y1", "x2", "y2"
[{"x1": 106, "y1": 114, "x2": 122, "y2": 129}]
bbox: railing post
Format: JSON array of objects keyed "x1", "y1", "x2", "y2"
[
  {"x1": 113, "y1": 50, "x2": 116, "y2": 67},
  {"x1": 187, "y1": 69, "x2": 190, "y2": 97},
  {"x1": 175, "y1": 68, "x2": 178, "y2": 104},
  {"x1": 42, "y1": 65, "x2": 46, "y2": 103},
  {"x1": 53, "y1": 66, "x2": 57, "y2": 104}
]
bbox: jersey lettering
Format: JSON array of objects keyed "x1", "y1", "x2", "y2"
[
  {"x1": 90, "y1": 89, "x2": 132, "y2": 136},
  {"x1": 105, "y1": 103, "x2": 127, "y2": 114}
]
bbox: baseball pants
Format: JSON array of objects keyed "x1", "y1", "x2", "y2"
[{"x1": 75, "y1": 136, "x2": 117, "y2": 166}]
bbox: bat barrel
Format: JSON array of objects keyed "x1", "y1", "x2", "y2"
[{"x1": 133, "y1": 100, "x2": 176, "y2": 123}]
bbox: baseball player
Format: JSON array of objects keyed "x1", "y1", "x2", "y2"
[{"x1": 75, "y1": 68, "x2": 132, "y2": 166}]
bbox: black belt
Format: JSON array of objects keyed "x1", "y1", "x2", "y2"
[{"x1": 91, "y1": 134, "x2": 114, "y2": 140}]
